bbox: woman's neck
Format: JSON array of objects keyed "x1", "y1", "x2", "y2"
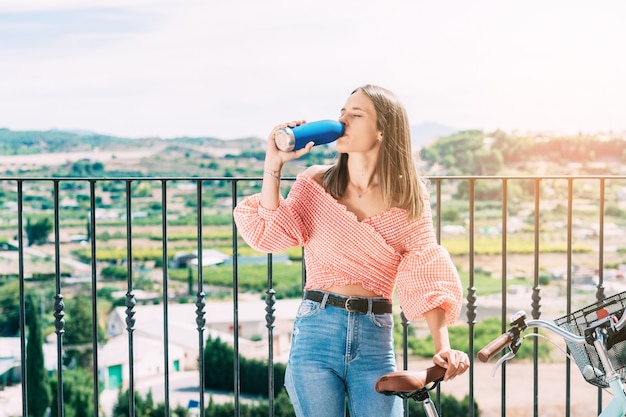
[{"x1": 347, "y1": 154, "x2": 378, "y2": 191}]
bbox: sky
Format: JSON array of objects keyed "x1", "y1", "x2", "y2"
[{"x1": 1, "y1": 0, "x2": 625, "y2": 140}]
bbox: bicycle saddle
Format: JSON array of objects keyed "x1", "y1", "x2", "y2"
[{"x1": 375, "y1": 365, "x2": 446, "y2": 394}]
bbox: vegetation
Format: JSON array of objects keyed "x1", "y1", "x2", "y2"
[
  {"x1": 0, "y1": 280, "x2": 20, "y2": 336},
  {"x1": 49, "y1": 368, "x2": 96, "y2": 417},
  {"x1": 0, "y1": 128, "x2": 130, "y2": 155},
  {"x1": 408, "y1": 393, "x2": 479, "y2": 416},
  {"x1": 25, "y1": 216, "x2": 53, "y2": 246},
  {"x1": 26, "y1": 294, "x2": 51, "y2": 417},
  {"x1": 203, "y1": 334, "x2": 287, "y2": 398},
  {"x1": 112, "y1": 389, "x2": 188, "y2": 417},
  {"x1": 421, "y1": 129, "x2": 626, "y2": 173},
  {"x1": 64, "y1": 293, "x2": 105, "y2": 368},
  {"x1": 405, "y1": 317, "x2": 551, "y2": 361},
  {"x1": 112, "y1": 388, "x2": 297, "y2": 417},
  {"x1": 2, "y1": 127, "x2": 625, "y2": 417}
]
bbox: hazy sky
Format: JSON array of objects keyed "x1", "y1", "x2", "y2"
[{"x1": 1, "y1": 0, "x2": 625, "y2": 140}]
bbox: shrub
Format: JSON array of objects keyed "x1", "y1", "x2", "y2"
[
  {"x1": 408, "y1": 393, "x2": 479, "y2": 416},
  {"x1": 203, "y1": 334, "x2": 286, "y2": 398},
  {"x1": 407, "y1": 317, "x2": 551, "y2": 361}
]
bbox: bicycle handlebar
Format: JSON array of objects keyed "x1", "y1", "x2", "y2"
[
  {"x1": 478, "y1": 315, "x2": 587, "y2": 363},
  {"x1": 477, "y1": 332, "x2": 513, "y2": 362}
]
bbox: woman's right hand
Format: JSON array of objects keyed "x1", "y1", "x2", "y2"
[{"x1": 264, "y1": 120, "x2": 315, "y2": 172}]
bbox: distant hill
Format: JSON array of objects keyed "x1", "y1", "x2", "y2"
[
  {"x1": 410, "y1": 122, "x2": 458, "y2": 149},
  {"x1": 0, "y1": 125, "x2": 454, "y2": 156},
  {"x1": 0, "y1": 128, "x2": 265, "y2": 156}
]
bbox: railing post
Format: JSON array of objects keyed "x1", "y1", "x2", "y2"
[
  {"x1": 195, "y1": 180, "x2": 207, "y2": 415},
  {"x1": 499, "y1": 178, "x2": 509, "y2": 417},
  {"x1": 53, "y1": 179, "x2": 66, "y2": 417},
  {"x1": 531, "y1": 178, "x2": 542, "y2": 417},
  {"x1": 564, "y1": 177, "x2": 574, "y2": 417},
  {"x1": 433, "y1": 179, "x2": 443, "y2": 415},
  {"x1": 466, "y1": 178, "x2": 477, "y2": 417},
  {"x1": 266, "y1": 276, "x2": 276, "y2": 417},
  {"x1": 124, "y1": 180, "x2": 136, "y2": 417},
  {"x1": 17, "y1": 181, "x2": 28, "y2": 417},
  {"x1": 400, "y1": 311, "x2": 410, "y2": 417},
  {"x1": 160, "y1": 179, "x2": 171, "y2": 416},
  {"x1": 596, "y1": 178, "x2": 607, "y2": 414},
  {"x1": 89, "y1": 180, "x2": 100, "y2": 415}
]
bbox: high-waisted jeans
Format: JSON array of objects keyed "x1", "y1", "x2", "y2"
[{"x1": 284, "y1": 294, "x2": 402, "y2": 417}]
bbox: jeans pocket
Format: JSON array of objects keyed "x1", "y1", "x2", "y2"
[
  {"x1": 369, "y1": 312, "x2": 394, "y2": 329},
  {"x1": 295, "y1": 299, "x2": 321, "y2": 319}
]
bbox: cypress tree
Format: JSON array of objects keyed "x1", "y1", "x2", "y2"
[{"x1": 26, "y1": 294, "x2": 51, "y2": 417}]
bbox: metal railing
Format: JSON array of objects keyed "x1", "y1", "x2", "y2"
[{"x1": 1, "y1": 174, "x2": 625, "y2": 417}]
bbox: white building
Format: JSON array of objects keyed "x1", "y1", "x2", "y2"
[{"x1": 102, "y1": 298, "x2": 300, "y2": 390}]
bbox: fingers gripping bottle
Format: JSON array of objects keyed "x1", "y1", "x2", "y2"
[{"x1": 274, "y1": 120, "x2": 345, "y2": 152}]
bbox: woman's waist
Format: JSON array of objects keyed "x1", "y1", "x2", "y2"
[
  {"x1": 321, "y1": 284, "x2": 383, "y2": 298},
  {"x1": 304, "y1": 273, "x2": 395, "y2": 300},
  {"x1": 303, "y1": 289, "x2": 392, "y2": 314}
]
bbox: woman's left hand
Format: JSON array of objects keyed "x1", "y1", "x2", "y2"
[{"x1": 432, "y1": 349, "x2": 470, "y2": 381}]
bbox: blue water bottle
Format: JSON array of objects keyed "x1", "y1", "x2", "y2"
[{"x1": 274, "y1": 120, "x2": 345, "y2": 152}]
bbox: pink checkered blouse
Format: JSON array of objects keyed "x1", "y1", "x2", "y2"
[{"x1": 233, "y1": 174, "x2": 462, "y2": 324}]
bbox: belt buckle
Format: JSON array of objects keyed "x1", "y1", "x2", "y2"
[{"x1": 344, "y1": 297, "x2": 360, "y2": 313}]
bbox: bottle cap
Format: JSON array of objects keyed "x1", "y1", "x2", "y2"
[{"x1": 274, "y1": 128, "x2": 296, "y2": 152}]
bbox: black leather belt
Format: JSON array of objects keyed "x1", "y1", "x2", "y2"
[{"x1": 304, "y1": 290, "x2": 392, "y2": 314}]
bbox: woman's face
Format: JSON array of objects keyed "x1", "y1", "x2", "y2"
[{"x1": 336, "y1": 90, "x2": 382, "y2": 154}]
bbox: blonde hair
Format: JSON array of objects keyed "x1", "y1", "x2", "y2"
[{"x1": 322, "y1": 84, "x2": 425, "y2": 220}]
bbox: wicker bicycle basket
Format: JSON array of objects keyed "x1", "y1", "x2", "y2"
[{"x1": 554, "y1": 290, "x2": 626, "y2": 388}]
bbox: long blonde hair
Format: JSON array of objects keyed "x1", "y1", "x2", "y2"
[{"x1": 322, "y1": 84, "x2": 425, "y2": 220}]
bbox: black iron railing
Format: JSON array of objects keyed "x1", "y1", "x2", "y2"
[{"x1": 1, "y1": 175, "x2": 625, "y2": 417}]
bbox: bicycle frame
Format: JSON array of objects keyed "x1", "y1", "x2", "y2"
[{"x1": 479, "y1": 310, "x2": 626, "y2": 417}]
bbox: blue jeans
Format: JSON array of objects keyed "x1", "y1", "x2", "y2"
[{"x1": 284, "y1": 294, "x2": 402, "y2": 417}]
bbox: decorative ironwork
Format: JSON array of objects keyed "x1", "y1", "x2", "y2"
[
  {"x1": 265, "y1": 289, "x2": 276, "y2": 330},
  {"x1": 466, "y1": 286, "x2": 477, "y2": 324},
  {"x1": 531, "y1": 286, "x2": 542, "y2": 319},
  {"x1": 125, "y1": 291, "x2": 136, "y2": 331},
  {"x1": 53, "y1": 293, "x2": 65, "y2": 335},
  {"x1": 195, "y1": 292, "x2": 206, "y2": 330}
]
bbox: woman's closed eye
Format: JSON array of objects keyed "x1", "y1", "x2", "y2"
[{"x1": 340, "y1": 112, "x2": 362, "y2": 119}]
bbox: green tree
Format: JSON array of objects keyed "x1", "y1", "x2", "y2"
[
  {"x1": 112, "y1": 388, "x2": 189, "y2": 417},
  {"x1": 68, "y1": 160, "x2": 105, "y2": 177},
  {"x1": 0, "y1": 280, "x2": 20, "y2": 336},
  {"x1": 49, "y1": 368, "x2": 95, "y2": 417},
  {"x1": 25, "y1": 216, "x2": 53, "y2": 246},
  {"x1": 204, "y1": 335, "x2": 234, "y2": 391},
  {"x1": 273, "y1": 389, "x2": 296, "y2": 417},
  {"x1": 203, "y1": 334, "x2": 286, "y2": 398},
  {"x1": 64, "y1": 293, "x2": 103, "y2": 368},
  {"x1": 470, "y1": 149, "x2": 503, "y2": 175},
  {"x1": 26, "y1": 294, "x2": 51, "y2": 417}
]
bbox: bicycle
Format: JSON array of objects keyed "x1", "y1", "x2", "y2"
[
  {"x1": 478, "y1": 290, "x2": 626, "y2": 416},
  {"x1": 375, "y1": 364, "x2": 446, "y2": 417}
]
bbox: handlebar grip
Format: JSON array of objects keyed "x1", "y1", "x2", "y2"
[{"x1": 478, "y1": 333, "x2": 512, "y2": 362}]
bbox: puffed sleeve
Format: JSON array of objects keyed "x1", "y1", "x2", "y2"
[
  {"x1": 233, "y1": 184, "x2": 306, "y2": 253},
  {"x1": 395, "y1": 195, "x2": 462, "y2": 324}
]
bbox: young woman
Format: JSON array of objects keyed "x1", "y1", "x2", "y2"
[{"x1": 233, "y1": 85, "x2": 469, "y2": 417}]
